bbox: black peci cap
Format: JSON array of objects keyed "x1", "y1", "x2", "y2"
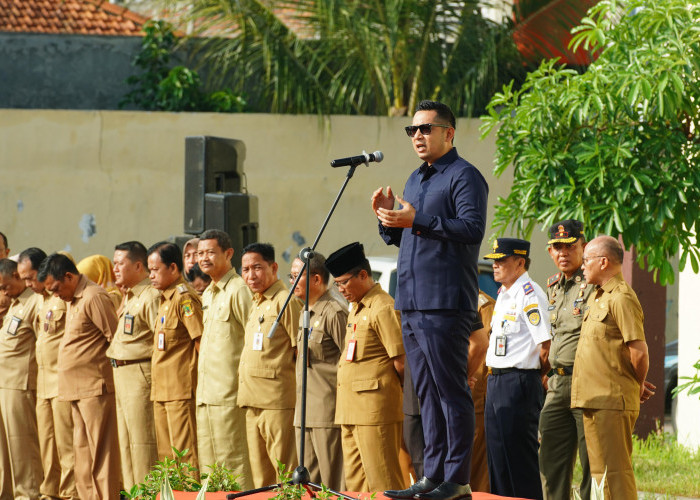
[{"x1": 325, "y1": 242, "x2": 367, "y2": 277}]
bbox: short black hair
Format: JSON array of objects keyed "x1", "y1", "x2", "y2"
[
  {"x1": 415, "y1": 100, "x2": 456, "y2": 129},
  {"x1": 199, "y1": 229, "x2": 232, "y2": 251},
  {"x1": 296, "y1": 252, "x2": 329, "y2": 285},
  {"x1": 18, "y1": 247, "x2": 47, "y2": 271},
  {"x1": 37, "y1": 253, "x2": 79, "y2": 282},
  {"x1": 0, "y1": 231, "x2": 7, "y2": 249},
  {"x1": 115, "y1": 241, "x2": 148, "y2": 267},
  {"x1": 186, "y1": 263, "x2": 211, "y2": 284},
  {"x1": 147, "y1": 241, "x2": 183, "y2": 272},
  {"x1": 0, "y1": 258, "x2": 18, "y2": 277},
  {"x1": 242, "y1": 243, "x2": 275, "y2": 264}
]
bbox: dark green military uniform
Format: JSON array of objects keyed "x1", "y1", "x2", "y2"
[{"x1": 539, "y1": 267, "x2": 593, "y2": 500}]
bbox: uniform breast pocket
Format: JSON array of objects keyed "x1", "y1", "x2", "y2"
[
  {"x1": 46, "y1": 309, "x2": 64, "y2": 334},
  {"x1": 585, "y1": 304, "x2": 609, "y2": 339},
  {"x1": 308, "y1": 329, "x2": 327, "y2": 361},
  {"x1": 214, "y1": 305, "x2": 231, "y2": 323},
  {"x1": 353, "y1": 322, "x2": 371, "y2": 360},
  {"x1": 504, "y1": 320, "x2": 520, "y2": 335}
]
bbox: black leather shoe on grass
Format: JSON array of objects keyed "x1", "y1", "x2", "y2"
[
  {"x1": 415, "y1": 481, "x2": 472, "y2": 500},
  {"x1": 384, "y1": 477, "x2": 440, "y2": 499}
]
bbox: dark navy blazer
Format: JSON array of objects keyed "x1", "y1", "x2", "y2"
[{"x1": 379, "y1": 148, "x2": 489, "y2": 313}]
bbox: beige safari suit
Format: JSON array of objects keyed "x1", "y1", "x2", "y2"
[
  {"x1": 35, "y1": 293, "x2": 77, "y2": 500},
  {"x1": 470, "y1": 291, "x2": 495, "y2": 493},
  {"x1": 336, "y1": 284, "x2": 405, "y2": 492},
  {"x1": 0, "y1": 287, "x2": 42, "y2": 500},
  {"x1": 197, "y1": 269, "x2": 253, "y2": 488},
  {"x1": 238, "y1": 279, "x2": 302, "y2": 487},
  {"x1": 571, "y1": 273, "x2": 645, "y2": 500},
  {"x1": 151, "y1": 279, "x2": 203, "y2": 471},
  {"x1": 106, "y1": 278, "x2": 159, "y2": 490},
  {"x1": 294, "y1": 290, "x2": 347, "y2": 490},
  {"x1": 59, "y1": 275, "x2": 121, "y2": 500}
]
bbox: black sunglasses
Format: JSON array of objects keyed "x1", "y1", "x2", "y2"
[{"x1": 404, "y1": 123, "x2": 451, "y2": 137}]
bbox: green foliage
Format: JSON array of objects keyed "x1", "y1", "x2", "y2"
[
  {"x1": 168, "y1": 0, "x2": 526, "y2": 116},
  {"x1": 122, "y1": 447, "x2": 241, "y2": 500},
  {"x1": 674, "y1": 345, "x2": 700, "y2": 398},
  {"x1": 272, "y1": 461, "x2": 306, "y2": 500},
  {"x1": 480, "y1": 0, "x2": 700, "y2": 285},
  {"x1": 121, "y1": 20, "x2": 246, "y2": 112}
]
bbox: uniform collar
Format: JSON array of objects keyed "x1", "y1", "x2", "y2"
[
  {"x1": 212, "y1": 268, "x2": 237, "y2": 292},
  {"x1": 128, "y1": 277, "x2": 151, "y2": 299},
  {"x1": 162, "y1": 277, "x2": 186, "y2": 299},
  {"x1": 354, "y1": 282, "x2": 382, "y2": 311},
  {"x1": 560, "y1": 268, "x2": 585, "y2": 288},
  {"x1": 501, "y1": 271, "x2": 530, "y2": 296},
  {"x1": 310, "y1": 289, "x2": 334, "y2": 316},
  {"x1": 11, "y1": 286, "x2": 34, "y2": 307},
  {"x1": 600, "y1": 272, "x2": 624, "y2": 293},
  {"x1": 255, "y1": 279, "x2": 286, "y2": 304},
  {"x1": 73, "y1": 274, "x2": 88, "y2": 299}
]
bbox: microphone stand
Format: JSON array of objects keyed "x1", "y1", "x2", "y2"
[{"x1": 228, "y1": 157, "x2": 372, "y2": 500}]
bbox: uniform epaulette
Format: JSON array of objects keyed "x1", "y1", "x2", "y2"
[
  {"x1": 523, "y1": 282, "x2": 534, "y2": 295},
  {"x1": 497, "y1": 285, "x2": 504, "y2": 295},
  {"x1": 547, "y1": 272, "x2": 562, "y2": 288},
  {"x1": 176, "y1": 284, "x2": 188, "y2": 294}
]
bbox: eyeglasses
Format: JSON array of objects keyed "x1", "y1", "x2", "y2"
[
  {"x1": 582, "y1": 255, "x2": 605, "y2": 265},
  {"x1": 404, "y1": 123, "x2": 451, "y2": 137},
  {"x1": 333, "y1": 273, "x2": 359, "y2": 288}
]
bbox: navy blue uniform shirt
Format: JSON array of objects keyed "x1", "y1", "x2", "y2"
[{"x1": 379, "y1": 148, "x2": 488, "y2": 312}]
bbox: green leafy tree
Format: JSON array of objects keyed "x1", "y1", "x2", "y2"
[
  {"x1": 170, "y1": 0, "x2": 526, "y2": 116},
  {"x1": 480, "y1": 0, "x2": 700, "y2": 285},
  {"x1": 121, "y1": 20, "x2": 246, "y2": 112}
]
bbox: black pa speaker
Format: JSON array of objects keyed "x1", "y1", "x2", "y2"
[
  {"x1": 184, "y1": 136, "x2": 245, "y2": 234},
  {"x1": 204, "y1": 192, "x2": 259, "y2": 272}
]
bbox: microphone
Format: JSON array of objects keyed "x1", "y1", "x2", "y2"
[{"x1": 330, "y1": 150, "x2": 384, "y2": 168}]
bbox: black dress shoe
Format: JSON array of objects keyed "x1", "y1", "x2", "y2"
[
  {"x1": 384, "y1": 477, "x2": 440, "y2": 499},
  {"x1": 415, "y1": 481, "x2": 472, "y2": 500}
]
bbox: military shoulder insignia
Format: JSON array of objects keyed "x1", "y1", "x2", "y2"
[
  {"x1": 181, "y1": 299, "x2": 194, "y2": 317},
  {"x1": 177, "y1": 284, "x2": 188, "y2": 294},
  {"x1": 547, "y1": 273, "x2": 561, "y2": 288},
  {"x1": 525, "y1": 305, "x2": 541, "y2": 325},
  {"x1": 523, "y1": 282, "x2": 534, "y2": 295}
]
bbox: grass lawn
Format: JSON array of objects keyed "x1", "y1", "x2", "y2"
[{"x1": 572, "y1": 427, "x2": 700, "y2": 498}]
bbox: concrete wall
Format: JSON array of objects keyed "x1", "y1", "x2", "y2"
[
  {"x1": 0, "y1": 109, "x2": 558, "y2": 283},
  {"x1": 676, "y1": 268, "x2": 700, "y2": 449},
  {"x1": 0, "y1": 33, "x2": 142, "y2": 110}
]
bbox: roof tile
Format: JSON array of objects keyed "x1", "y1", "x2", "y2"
[{"x1": 0, "y1": 0, "x2": 149, "y2": 35}]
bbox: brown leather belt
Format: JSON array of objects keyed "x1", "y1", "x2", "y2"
[{"x1": 110, "y1": 358, "x2": 150, "y2": 368}]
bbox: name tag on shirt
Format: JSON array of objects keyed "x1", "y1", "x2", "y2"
[
  {"x1": 7, "y1": 316, "x2": 21, "y2": 336},
  {"x1": 157, "y1": 332, "x2": 165, "y2": 351},
  {"x1": 495, "y1": 335, "x2": 507, "y2": 356},
  {"x1": 346, "y1": 339, "x2": 357, "y2": 361},
  {"x1": 124, "y1": 314, "x2": 134, "y2": 335},
  {"x1": 252, "y1": 331, "x2": 264, "y2": 351}
]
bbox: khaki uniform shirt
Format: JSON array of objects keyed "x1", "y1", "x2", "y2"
[
  {"x1": 0, "y1": 287, "x2": 40, "y2": 390},
  {"x1": 35, "y1": 292, "x2": 67, "y2": 399},
  {"x1": 238, "y1": 279, "x2": 302, "y2": 410},
  {"x1": 571, "y1": 273, "x2": 645, "y2": 411},
  {"x1": 197, "y1": 268, "x2": 252, "y2": 407},
  {"x1": 0, "y1": 291, "x2": 10, "y2": 324},
  {"x1": 151, "y1": 279, "x2": 203, "y2": 402},
  {"x1": 59, "y1": 275, "x2": 118, "y2": 401},
  {"x1": 472, "y1": 291, "x2": 496, "y2": 414},
  {"x1": 335, "y1": 284, "x2": 404, "y2": 426},
  {"x1": 106, "y1": 278, "x2": 160, "y2": 361},
  {"x1": 546, "y1": 269, "x2": 594, "y2": 368},
  {"x1": 294, "y1": 290, "x2": 348, "y2": 427}
]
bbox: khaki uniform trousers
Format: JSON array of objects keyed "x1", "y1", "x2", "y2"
[
  {"x1": 341, "y1": 422, "x2": 404, "y2": 492},
  {"x1": 539, "y1": 375, "x2": 590, "y2": 500},
  {"x1": 245, "y1": 408, "x2": 297, "y2": 488},
  {"x1": 470, "y1": 407, "x2": 489, "y2": 492},
  {"x1": 71, "y1": 393, "x2": 121, "y2": 500},
  {"x1": 0, "y1": 389, "x2": 42, "y2": 500},
  {"x1": 154, "y1": 399, "x2": 199, "y2": 475},
  {"x1": 197, "y1": 404, "x2": 252, "y2": 489},
  {"x1": 583, "y1": 408, "x2": 639, "y2": 500},
  {"x1": 295, "y1": 426, "x2": 345, "y2": 491},
  {"x1": 36, "y1": 396, "x2": 77, "y2": 499},
  {"x1": 114, "y1": 362, "x2": 158, "y2": 490}
]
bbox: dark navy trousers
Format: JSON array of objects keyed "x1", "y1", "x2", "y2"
[
  {"x1": 401, "y1": 310, "x2": 474, "y2": 485},
  {"x1": 485, "y1": 369, "x2": 544, "y2": 500}
]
